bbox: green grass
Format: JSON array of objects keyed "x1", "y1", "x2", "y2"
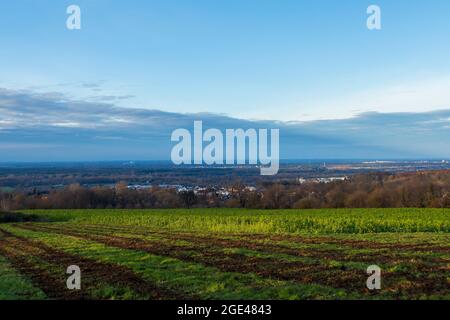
[
  {"x1": 3, "y1": 225, "x2": 351, "y2": 300},
  {"x1": 1, "y1": 208, "x2": 448, "y2": 300},
  {"x1": 0, "y1": 255, "x2": 46, "y2": 300}
]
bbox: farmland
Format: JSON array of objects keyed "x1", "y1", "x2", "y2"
[{"x1": 0, "y1": 208, "x2": 449, "y2": 300}]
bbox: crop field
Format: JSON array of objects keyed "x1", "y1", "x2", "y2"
[{"x1": 0, "y1": 208, "x2": 449, "y2": 300}]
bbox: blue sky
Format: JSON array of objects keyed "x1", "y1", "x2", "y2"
[
  {"x1": 1, "y1": 1, "x2": 450, "y2": 160},
  {"x1": 2, "y1": 0, "x2": 450, "y2": 120}
]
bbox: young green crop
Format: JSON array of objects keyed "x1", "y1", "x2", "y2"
[
  {"x1": 22, "y1": 208, "x2": 450, "y2": 234},
  {"x1": 1, "y1": 209, "x2": 449, "y2": 300}
]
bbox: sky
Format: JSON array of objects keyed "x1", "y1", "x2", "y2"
[{"x1": 1, "y1": 1, "x2": 450, "y2": 161}]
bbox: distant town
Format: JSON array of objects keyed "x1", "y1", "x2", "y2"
[{"x1": 1, "y1": 159, "x2": 450, "y2": 194}]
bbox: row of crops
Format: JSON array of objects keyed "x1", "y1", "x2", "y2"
[{"x1": 23, "y1": 208, "x2": 450, "y2": 234}]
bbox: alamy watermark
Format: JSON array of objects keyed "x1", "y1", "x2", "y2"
[
  {"x1": 366, "y1": 265, "x2": 381, "y2": 290},
  {"x1": 66, "y1": 5, "x2": 81, "y2": 30},
  {"x1": 65, "y1": 5, "x2": 380, "y2": 31},
  {"x1": 367, "y1": 5, "x2": 381, "y2": 30},
  {"x1": 66, "y1": 265, "x2": 81, "y2": 290},
  {"x1": 171, "y1": 121, "x2": 280, "y2": 175}
]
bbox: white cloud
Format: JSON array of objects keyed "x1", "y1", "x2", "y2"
[
  {"x1": 51, "y1": 122, "x2": 84, "y2": 128},
  {"x1": 287, "y1": 75, "x2": 450, "y2": 121},
  {"x1": 1, "y1": 86, "x2": 450, "y2": 160}
]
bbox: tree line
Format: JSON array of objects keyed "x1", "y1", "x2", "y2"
[{"x1": 2, "y1": 170, "x2": 450, "y2": 210}]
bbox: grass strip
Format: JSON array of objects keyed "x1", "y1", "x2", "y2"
[{"x1": 0, "y1": 254, "x2": 46, "y2": 300}]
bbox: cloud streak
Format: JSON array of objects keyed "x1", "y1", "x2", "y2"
[
  {"x1": 302, "y1": 75, "x2": 450, "y2": 120},
  {"x1": 1, "y1": 88, "x2": 450, "y2": 161}
]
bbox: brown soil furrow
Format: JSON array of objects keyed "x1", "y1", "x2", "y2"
[
  {"x1": 68, "y1": 223, "x2": 450, "y2": 253},
  {"x1": 0, "y1": 227, "x2": 183, "y2": 300},
  {"x1": 18, "y1": 224, "x2": 449, "y2": 297},
  {"x1": 45, "y1": 223, "x2": 449, "y2": 267},
  {"x1": 0, "y1": 229, "x2": 83, "y2": 299},
  {"x1": 240, "y1": 233, "x2": 450, "y2": 253},
  {"x1": 16, "y1": 224, "x2": 368, "y2": 291}
]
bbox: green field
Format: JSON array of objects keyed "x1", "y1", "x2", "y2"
[{"x1": 0, "y1": 208, "x2": 449, "y2": 300}]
